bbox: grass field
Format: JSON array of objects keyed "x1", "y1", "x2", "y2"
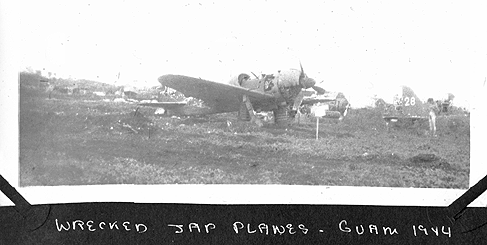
[{"x1": 19, "y1": 73, "x2": 470, "y2": 188}]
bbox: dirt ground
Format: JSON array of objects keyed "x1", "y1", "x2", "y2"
[{"x1": 19, "y1": 73, "x2": 470, "y2": 188}]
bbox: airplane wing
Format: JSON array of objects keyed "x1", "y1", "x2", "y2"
[
  {"x1": 138, "y1": 101, "x2": 187, "y2": 109},
  {"x1": 158, "y1": 75, "x2": 275, "y2": 113},
  {"x1": 300, "y1": 92, "x2": 339, "y2": 105}
]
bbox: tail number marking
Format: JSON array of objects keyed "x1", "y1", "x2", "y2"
[{"x1": 395, "y1": 97, "x2": 416, "y2": 106}]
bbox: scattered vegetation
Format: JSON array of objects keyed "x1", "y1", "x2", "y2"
[{"x1": 19, "y1": 72, "x2": 470, "y2": 188}]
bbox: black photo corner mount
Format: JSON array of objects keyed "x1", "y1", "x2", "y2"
[
  {"x1": 0, "y1": 175, "x2": 51, "y2": 231},
  {"x1": 0, "y1": 173, "x2": 486, "y2": 237},
  {"x1": 446, "y1": 174, "x2": 487, "y2": 233}
]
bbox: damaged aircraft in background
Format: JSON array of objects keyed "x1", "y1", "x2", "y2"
[
  {"x1": 380, "y1": 86, "x2": 466, "y2": 135},
  {"x1": 381, "y1": 86, "x2": 431, "y2": 124},
  {"x1": 380, "y1": 86, "x2": 440, "y2": 134},
  {"x1": 140, "y1": 64, "x2": 349, "y2": 126},
  {"x1": 298, "y1": 87, "x2": 350, "y2": 121}
]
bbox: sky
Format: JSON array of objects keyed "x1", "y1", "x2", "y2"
[{"x1": 19, "y1": 0, "x2": 472, "y2": 108}]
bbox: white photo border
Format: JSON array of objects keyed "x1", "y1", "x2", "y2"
[{"x1": 1, "y1": 1, "x2": 486, "y2": 207}]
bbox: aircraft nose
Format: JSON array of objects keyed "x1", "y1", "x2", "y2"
[{"x1": 301, "y1": 77, "x2": 316, "y2": 89}]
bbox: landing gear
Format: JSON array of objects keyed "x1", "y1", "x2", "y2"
[
  {"x1": 238, "y1": 95, "x2": 263, "y2": 127},
  {"x1": 238, "y1": 101, "x2": 250, "y2": 121},
  {"x1": 274, "y1": 104, "x2": 290, "y2": 126}
]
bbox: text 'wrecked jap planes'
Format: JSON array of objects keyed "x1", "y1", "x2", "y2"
[{"x1": 140, "y1": 64, "x2": 349, "y2": 126}]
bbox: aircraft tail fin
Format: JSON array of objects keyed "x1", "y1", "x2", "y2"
[{"x1": 396, "y1": 86, "x2": 428, "y2": 117}]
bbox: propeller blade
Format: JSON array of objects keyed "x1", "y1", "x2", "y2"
[
  {"x1": 299, "y1": 62, "x2": 305, "y2": 81},
  {"x1": 312, "y1": 85, "x2": 327, "y2": 95}
]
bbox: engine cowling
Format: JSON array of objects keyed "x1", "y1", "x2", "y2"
[{"x1": 232, "y1": 66, "x2": 316, "y2": 125}]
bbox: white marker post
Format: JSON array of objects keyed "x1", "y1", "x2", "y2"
[
  {"x1": 311, "y1": 104, "x2": 328, "y2": 140},
  {"x1": 316, "y1": 117, "x2": 319, "y2": 140}
]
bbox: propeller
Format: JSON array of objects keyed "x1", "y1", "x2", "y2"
[
  {"x1": 298, "y1": 63, "x2": 326, "y2": 94},
  {"x1": 291, "y1": 63, "x2": 317, "y2": 120},
  {"x1": 298, "y1": 62, "x2": 316, "y2": 89}
]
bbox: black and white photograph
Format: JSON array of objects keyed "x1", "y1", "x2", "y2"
[
  {"x1": 2, "y1": 2, "x2": 487, "y2": 244},
  {"x1": 17, "y1": 1, "x2": 472, "y2": 187},
  {"x1": 2, "y1": 0, "x2": 485, "y2": 206}
]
